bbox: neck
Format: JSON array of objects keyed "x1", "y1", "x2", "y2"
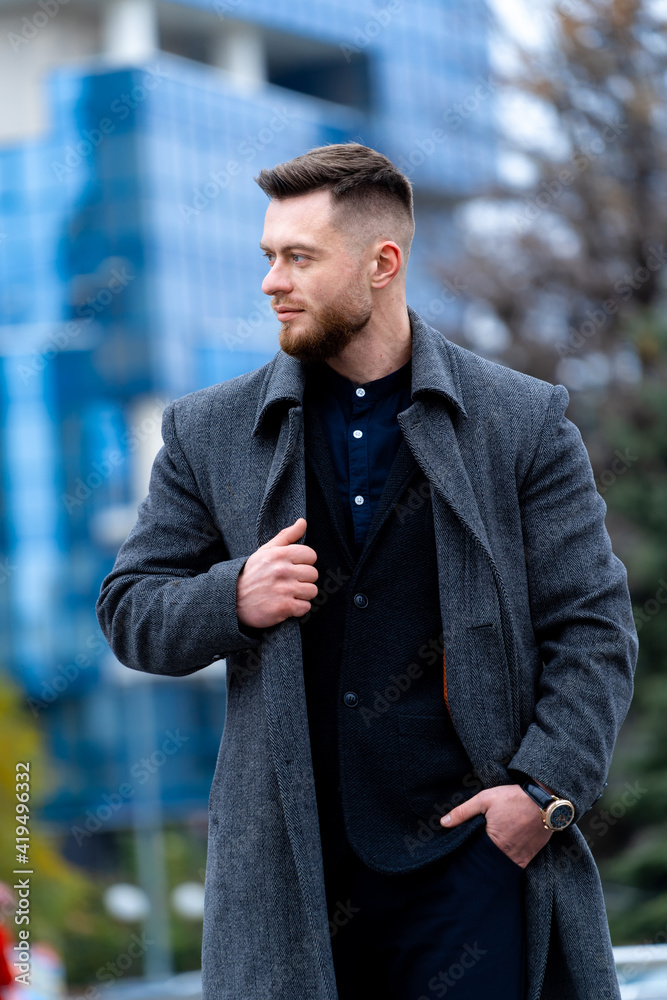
[{"x1": 324, "y1": 299, "x2": 412, "y2": 384}]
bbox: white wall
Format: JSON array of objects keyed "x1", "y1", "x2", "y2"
[{"x1": 0, "y1": 3, "x2": 101, "y2": 143}]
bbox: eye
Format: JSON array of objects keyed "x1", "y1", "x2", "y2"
[
  {"x1": 292, "y1": 254, "x2": 305, "y2": 263},
  {"x1": 261, "y1": 251, "x2": 274, "y2": 263}
]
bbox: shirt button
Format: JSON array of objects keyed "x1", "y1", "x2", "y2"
[
  {"x1": 353, "y1": 593, "x2": 368, "y2": 608},
  {"x1": 343, "y1": 691, "x2": 359, "y2": 707},
  {"x1": 354, "y1": 495, "x2": 364, "y2": 505},
  {"x1": 355, "y1": 387, "x2": 365, "y2": 397},
  {"x1": 353, "y1": 429, "x2": 363, "y2": 438}
]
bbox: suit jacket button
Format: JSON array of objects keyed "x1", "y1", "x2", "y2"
[
  {"x1": 211, "y1": 654, "x2": 221, "y2": 661},
  {"x1": 343, "y1": 691, "x2": 359, "y2": 707},
  {"x1": 353, "y1": 593, "x2": 368, "y2": 608}
]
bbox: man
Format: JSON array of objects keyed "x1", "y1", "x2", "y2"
[{"x1": 96, "y1": 142, "x2": 638, "y2": 1000}]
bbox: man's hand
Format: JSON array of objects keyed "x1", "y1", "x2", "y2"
[
  {"x1": 236, "y1": 517, "x2": 318, "y2": 630},
  {"x1": 440, "y1": 785, "x2": 553, "y2": 868}
]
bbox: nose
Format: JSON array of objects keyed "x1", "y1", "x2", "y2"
[{"x1": 262, "y1": 258, "x2": 293, "y2": 297}]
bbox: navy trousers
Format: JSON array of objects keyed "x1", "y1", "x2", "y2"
[{"x1": 325, "y1": 825, "x2": 527, "y2": 1000}]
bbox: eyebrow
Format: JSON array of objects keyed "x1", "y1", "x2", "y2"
[{"x1": 259, "y1": 241, "x2": 321, "y2": 254}]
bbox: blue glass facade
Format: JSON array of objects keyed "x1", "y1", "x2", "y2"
[{"x1": 0, "y1": 0, "x2": 495, "y2": 827}]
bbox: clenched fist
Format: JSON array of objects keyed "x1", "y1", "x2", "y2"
[{"x1": 236, "y1": 517, "x2": 319, "y2": 630}]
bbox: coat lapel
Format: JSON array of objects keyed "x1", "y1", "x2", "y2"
[{"x1": 251, "y1": 372, "x2": 338, "y2": 998}]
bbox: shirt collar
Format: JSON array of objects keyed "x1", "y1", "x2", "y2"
[
  {"x1": 252, "y1": 304, "x2": 467, "y2": 437},
  {"x1": 305, "y1": 354, "x2": 412, "y2": 405}
]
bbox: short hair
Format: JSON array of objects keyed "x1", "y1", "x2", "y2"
[{"x1": 254, "y1": 142, "x2": 415, "y2": 274}]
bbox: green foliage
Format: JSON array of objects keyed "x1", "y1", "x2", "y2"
[
  {"x1": 588, "y1": 307, "x2": 667, "y2": 943},
  {"x1": 59, "y1": 886, "x2": 147, "y2": 988},
  {"x1": 61, "y1": 826, "x2": 208, "y2": 985},
  {"x1": 162, "y1": 827, "x2": 208, "y2": 974}
]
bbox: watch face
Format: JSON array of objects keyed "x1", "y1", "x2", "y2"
[{"x1": 546, "y1": 801, "x2": 575, "y2": 830}]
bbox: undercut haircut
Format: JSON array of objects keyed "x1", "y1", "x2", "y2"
[{"x1": 254, "y1": 142, "x2": 415, "y2": 275}]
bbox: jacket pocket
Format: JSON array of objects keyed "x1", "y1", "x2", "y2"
[{"x1": 397, "y1": 712, "x2": 474, "y2": 822}]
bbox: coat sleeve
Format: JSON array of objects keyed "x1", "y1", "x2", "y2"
[
  {"x1": 95, "y1": 399, "x2": 265, "y2": 677},
  {"x1": 507, "y1": 383, "x2": 638, "y2": 820}
]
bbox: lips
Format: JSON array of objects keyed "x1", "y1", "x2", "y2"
[{"x1": 276, "y1": 308, "x2": 304, "y2": 319}]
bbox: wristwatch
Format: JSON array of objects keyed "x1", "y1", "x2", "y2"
[{"x1": 521, "y1": 780, "x2": 575, "y2": 831}]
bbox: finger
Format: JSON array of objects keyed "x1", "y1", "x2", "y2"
[
  {"x1": 264, "y1": 518, "x2": 307, "y2": 547},
  {"x1": 292, "y1": 581, "x2": 319, "y2": 601},
  {"x1": 294, "y1": 564, "x2": 319, "y2": 583},
  {"x1": 283, "y1": 544, "x2": 318, "y2": 564},
  {"x1": 440, "y1": 791, "x2": 488, "y2": 829}
]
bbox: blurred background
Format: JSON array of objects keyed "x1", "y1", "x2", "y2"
[{"x1": 0, "y1": 0, "x2": 666, "y2": 996}]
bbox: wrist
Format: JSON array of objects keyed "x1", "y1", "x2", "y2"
[
  {"x1": 509, "y1": 769, "x2": 555, "y2": 797},
  {"x1": 531, "y1": 776, "x2": 555, "y2": 796}
]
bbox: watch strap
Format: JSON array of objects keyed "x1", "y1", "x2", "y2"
[{"x1": 522, "y1": 779, "x2": 556, "y2": 811}]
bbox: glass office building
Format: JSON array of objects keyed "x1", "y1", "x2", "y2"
[{"x1": 0, "y1": 0, "x2": 496, "y2": 831}]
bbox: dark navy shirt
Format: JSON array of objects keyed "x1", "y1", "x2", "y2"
[{"x1": 302, "y1": 355, "x2": 413, "y2": 556}]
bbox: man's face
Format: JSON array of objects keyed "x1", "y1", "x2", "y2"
[{"x1": 259, "y1": 188, "x2": 374, "y2": 365}]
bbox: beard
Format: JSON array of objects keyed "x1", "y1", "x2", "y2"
[{"x1": 277, "y1": 289, "x2": 373, "y2": 366}]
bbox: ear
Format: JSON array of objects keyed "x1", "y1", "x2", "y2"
[{"x1": 371, "y1": 240, "x2": 402, "y2": 289}]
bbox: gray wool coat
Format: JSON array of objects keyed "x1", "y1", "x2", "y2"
[{"x1": 96, "y1": 304, "x2": 639, "y2": 1000}]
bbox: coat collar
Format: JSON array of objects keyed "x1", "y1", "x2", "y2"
[{"x1": 251, "y1": 304, "x2": 467, "y2": 437}]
